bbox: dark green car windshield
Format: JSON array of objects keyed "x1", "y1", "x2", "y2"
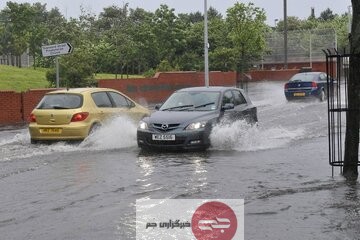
[{"x1": 160, "y1": 91, "x2": 220, "y2": 111}]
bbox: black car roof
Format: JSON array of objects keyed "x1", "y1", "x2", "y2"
[
  {"x1": 294, "y1": 72, "x2": 324, "y2": 75},
  {"x1": 176, "y1": 86, "x2": 239, "y2": 93}
]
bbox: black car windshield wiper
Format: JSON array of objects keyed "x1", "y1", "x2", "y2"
[
  {"x1": 194, "y1": 102, "x2": 215, "y2": 109},
  {"x1": 161, "y1": 104, "x2": 194, "y2": 111}
]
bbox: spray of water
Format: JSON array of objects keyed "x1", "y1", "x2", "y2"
[
  {"x1": 249, "y1": 81, "x2": 287, "y2": 109},
  {"x1": 210, "y1": 119, "x2": 304, "y2": 152},
  {"x1": 80, "y1": 116, "x2": 138, "y2": 150},
  {"x1": 0, "y1": 116, "x2": 139, "y2": 162},
  {"x1": 0, "y1": 130, "x2": 29, "y2": 146},
  {"x1": 0, "y1": 131, "x2": 78, "y2": 162}
]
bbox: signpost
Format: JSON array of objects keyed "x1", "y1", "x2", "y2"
[
  {"x1": 41, "y1": 43, "x2": 73, "y2": 88},
  {"x1": 41, "y1": 43, "x2": 72, "y2": 57}
]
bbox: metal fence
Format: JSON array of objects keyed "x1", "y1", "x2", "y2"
[
  {"x1": 265, "y1": 29, "x2": 337, "y2": 65},
  {"x1": 323, "y1": 49, "x2": 360, "y2": 176},
  {"x1": 0, "y1": 52, "x2": 33, "y2": 67}
]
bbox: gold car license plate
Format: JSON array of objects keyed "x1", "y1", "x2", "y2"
[
  {"x1": 40, "y1": 128, "x2": 62, "y2": 134},
  {"x1": 152, "y1": 134, "x2": 175, "y2": 141},
  {"x1": 294, "y1": 92, "x2": 305, "y2": 97}
]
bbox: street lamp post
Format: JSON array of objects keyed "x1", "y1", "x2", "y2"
[
  {"x1": 284, "y1": 0, "x2": 288, "y2": 69},
  {"x1": 348, "y1": 5, "x2": 352, "y2": 36},
  {"x1": 204, "y1": 0, "x2": 209, "y2": 87}
]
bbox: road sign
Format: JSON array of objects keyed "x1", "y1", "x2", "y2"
[{"x1": 41, "y1": 43, "x2": 73, "y2": 57}]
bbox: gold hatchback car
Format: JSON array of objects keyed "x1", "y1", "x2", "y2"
[{"x1": 28, "y1": 88, "x2": 150, "y2": 143}]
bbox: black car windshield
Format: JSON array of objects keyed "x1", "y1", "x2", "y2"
[
  {"x1": 160, "y1": 91, "x2": 220, "y2": 111},
  {"x1": 37, "y1": 93, "x2": 83, "y2": 109},
  {"x1": 289, "y1": 73, "x2": 318, "y2": 82}
]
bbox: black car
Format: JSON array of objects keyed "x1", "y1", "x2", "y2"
[
  {"x1": 137, "y1": 86, "x2": 257, "y2": 150},
  {"x1": 284, "y1": 72, "x2": 330, "y2": 101}
]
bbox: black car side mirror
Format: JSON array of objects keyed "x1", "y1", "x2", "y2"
[
  {"x1": 155, "y1": 104, "x2": 162, "y2": 110},
  {"x1": 221, "y1": 103, "x2": 235, "y2": 111}
]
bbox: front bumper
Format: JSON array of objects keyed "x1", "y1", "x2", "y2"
[{"x1": 137, "y1": 129, "x2": 210, "y2": 150}]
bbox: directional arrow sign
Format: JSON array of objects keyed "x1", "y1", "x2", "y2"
[{"x1": 41, "y1": 42, "x2": 73, "y2": 57}]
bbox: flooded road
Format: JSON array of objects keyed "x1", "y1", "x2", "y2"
[{"x1": 1, "y1": 82, "x2": 359, "y2": 240}]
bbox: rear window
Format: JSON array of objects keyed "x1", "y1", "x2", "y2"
[
  {"x1": 289, "y1": 73, "x2": 318, "y2": 82},
  {"x1": 37, "y1": 93, "x2": 83, "y2": 109}
]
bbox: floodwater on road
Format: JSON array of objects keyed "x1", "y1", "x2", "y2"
[{"x1": 0, "y1": 81, "x2": 359, "y2": 240}]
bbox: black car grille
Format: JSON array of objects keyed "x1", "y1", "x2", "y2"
[{"x1": 152, "y1": 123, "x2": 181, "y2": 132}]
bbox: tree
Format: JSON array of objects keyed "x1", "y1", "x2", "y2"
[
  {"x1": 97, "y1": 4, "x2": 138, "y2": 78},
  {"x1": 226, "y1": 2, "x2": 268, "y2": 73},
  {"x1": 0, "y1": 2, "x2": 352, "y2": 81},
  {"x1": 152, "y1": 5, "x2": 186, "y2": 65},
  {"x1": 343, "y1": 1, "x2": 360, "y2": 180},
  {"x1": 178, "y1": 12, "x2": 203, "y2": 24},
  {"x1": 0, "y1": 11, "x2": 12, "y2": 64},
  {"x1": 276, "y1": 16, "x2": 304, "y2": 31},
  {"x1": 27, "y1": 3, "x2": 48, "y2": 69},
  {"x1": 46, "y1": 41, "x2": 96, "y2": 88},
  {"x1": 319, "y1": 8, "x2": 337, "y2": 21},
  {"x1": 2, "y1": 2, "x2": 33, "y2": 67},
  {"x1": 208, "y1": 7, "x2": 223, "y2": 20},
  {"x1": 129, "y1": 8, "x2": 157, "y2": 73},
  {"x1": 208, "y1": 17, "x2": 233, "y2": 71},
  {"x1": 177, "y1": 21, "x2": 203, "y2": 71},
  {"x1": 314, "y1": 14, "x2": 350, "y2": 50}
]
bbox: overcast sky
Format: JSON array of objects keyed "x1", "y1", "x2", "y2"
[{"x1": 0, "y1": 0, "x2": 352, "y2": 25}]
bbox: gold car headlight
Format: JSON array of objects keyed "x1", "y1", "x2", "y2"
[
  {"x1": 185, "y1": 121, "x2": 207, "y2": 130},
  {"x1": 138, "y1": 121, "x2": 148, "y2": 130}
]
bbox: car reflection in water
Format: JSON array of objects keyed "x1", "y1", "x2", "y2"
[{"x1": 137, "y1": 86, "x2": 257, "y2": 151}]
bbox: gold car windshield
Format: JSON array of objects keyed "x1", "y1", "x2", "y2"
[{"x1": 37, "y1": 94, "x2": 83, "y2": 109}]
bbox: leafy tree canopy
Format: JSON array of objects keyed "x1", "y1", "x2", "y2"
[{"x1": 0, "y1": 2, "x2": 351, "y2": 87}]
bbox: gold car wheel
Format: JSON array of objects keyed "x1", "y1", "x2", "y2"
[{"x1": 88, "y1": 123, "x2": 101, "y2": 136}]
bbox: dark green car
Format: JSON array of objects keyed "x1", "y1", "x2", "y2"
[{"x1": 137, "y1": 86, "x2": 258, "y2": 151}]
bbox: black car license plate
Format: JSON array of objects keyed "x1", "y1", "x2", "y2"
[
  {"x1": 152, "y1": 134, "x2": 175, "y2": 141},
  {"x1": 294, "y1": 92, "x2": 305, "y2": 97}
]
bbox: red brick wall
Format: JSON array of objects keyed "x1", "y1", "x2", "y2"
[
  {"x1": 0, "y1": 89, "x2": 57, "y2": 125},
  {"x1": 1, "y1": 68, "x2": 335, "y2": 125},
  {"x1": 0, "y1": 91, "x2": 22, "y2": 124},
  {"x1": 260, "y1": 61, "x2": 327, "y2": 71},
  {"x1": 99, "y1": 71, "x2": 237, "y2": 103},
  {"x1": 252, "y1": 61, "x2": 336, "y2": 80},
  {"x1": 249, "y1": 69, "x2": 300, "y2": 81},
  {"x1": 22, "y1": 89, "x2": 57, "y2": 121}
]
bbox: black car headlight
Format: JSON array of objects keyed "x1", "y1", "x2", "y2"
[
  {"x1": 138, "y1": 120, "x2": 148, "y2": 130},
  {"x1": 185, "y1": 121, "x2": 207, "y2": 130}
]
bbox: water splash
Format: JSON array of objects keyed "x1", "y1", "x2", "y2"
[
  {"x1": 80, "y1": 116, "x2": 138, "y2": 150},
  {"x1": 0, "y1": 139, "x2": 78, "y2": 162},
  {"x1": 249, "y1": 81, "x2": 287, "y2": 109},
  {"x1": 210, "y1": 119, "x2": 304, "y2": 151},
  {"x1": 0, "y1": 116, "x2": 138, "y2": 162}
]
